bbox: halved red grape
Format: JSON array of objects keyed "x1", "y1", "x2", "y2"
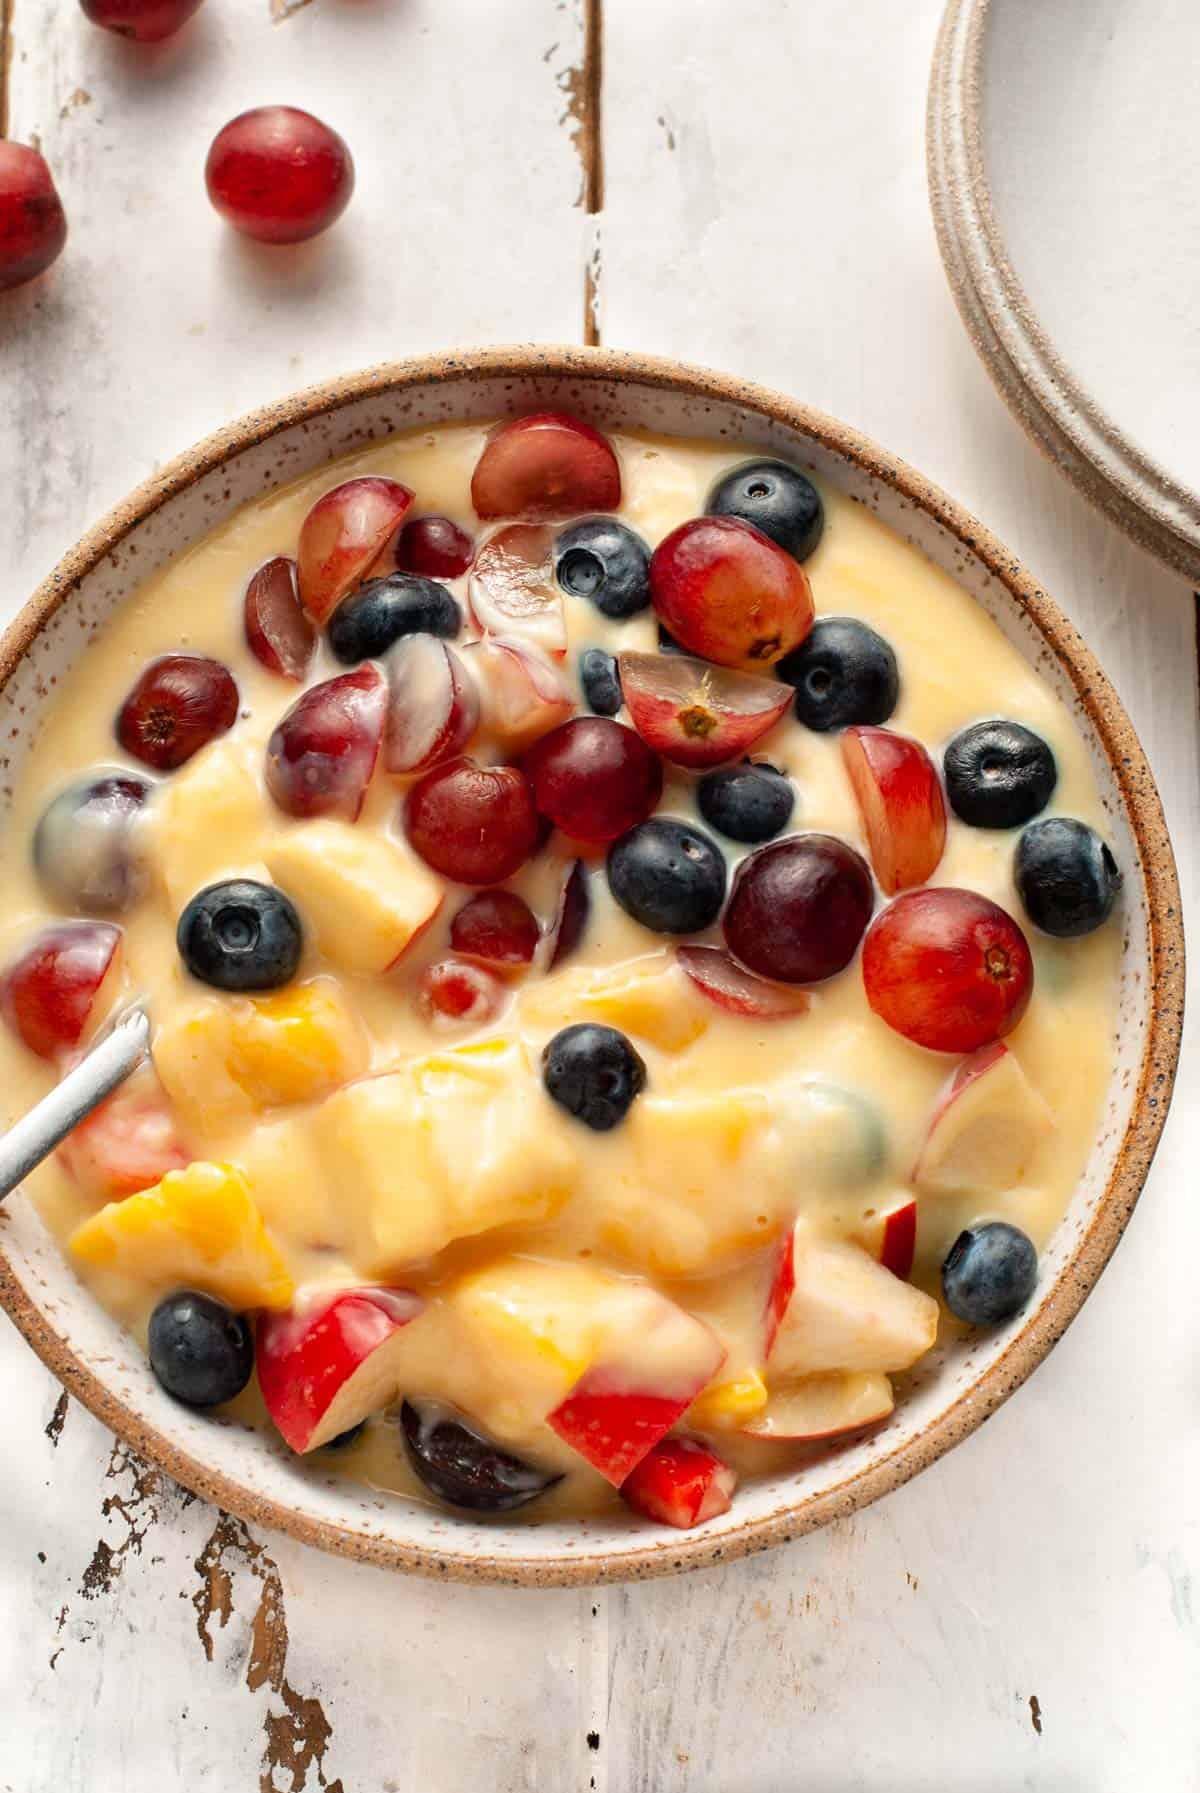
[
  {"x1": 841, "y1": 726, "x2": 946, "y2": 895},
  {"x1": 418, "y1": 958, "x2": 506, "y2": 1028},
  {"x1": 0, "y1": 922, "x2": 121, "y2": 1060},
  {"x1": 523, "y1": 718, "x2": 662, "y2": 844},
  {"x1": 724, "y1": 835, "x2": 874, "y2": 984},
  {"x1": 468, "y1": 525, "x2": 565, "y2": 656},
  {"x1": 265, "y1": 664, "x2": 385, "y2": 820},
  {"x1": 0, "y1": 143, "x2": 67, "y2": 293},
  {"x1": 464, "y1": 637, "x2": 575, "y2": 751},
  {"x1": 618, "y1": 650, "x2": 791, "y2": 768},
  {"x1": 205, "y1": 107, "x2": 355, "y2": 246},
  {"x1": 471, "y1": 413, "x2": 621, "y2": 522},
  {"x1": 298, "y1": 477, "x2": 414, "y2": 624},
  {"x1": 384, "y1": 635, "x2": 480, "y2": 775},
  {"x1": 116, "y1": 655, "x2": 238, "y2": 772},
  {"x1": 59, "y1": 1070, "x2": 188, "y2": 1198},
  {"x1": 450, "y1": 890, "x2": 539, "y2": 973},
  {"x1": 33, "y1": 771, "x2": 152, "y2": 914},
  {"x1": 650, "y1": 515, "x2": 814, "y2": 671},
  {"x1": 405, "y1": 758, "x2": 539, "y2": 885},
  {"x1": 79, "y1": 0, "x2": 204, "y2": 39},
  {"x1": 244, "y1": 556, "x2": 315, "y2": 682},
  {"x1": 545, "y1": 859, "x2": 590, "y2": 968},
  {"x1": 862, "y1": 888, "x2": 1033, "y2": 1053},
  {"x1": 396, "y1": 516, "x2": 475, "y2": 580},
  {"x1": 676, "y1": 945, "x2": 812, "y2": 1019}
]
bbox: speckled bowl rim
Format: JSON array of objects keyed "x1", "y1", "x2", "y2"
[
  {"x1": 927, "y1": 0, "x2": 1200, "y2": 584},
  {"x1": 0, "y1": 345, "x2": 1184, "y2": 1586}
]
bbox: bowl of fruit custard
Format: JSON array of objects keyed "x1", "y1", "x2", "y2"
[{"x1": 0, "y1": 349, "x2": 1180, "y2": 1582}]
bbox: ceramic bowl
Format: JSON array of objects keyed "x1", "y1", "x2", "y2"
[{"x1": 0, "y1": 347, "x2": 1183, "y2": 1585}]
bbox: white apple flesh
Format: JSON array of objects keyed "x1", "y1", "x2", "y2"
[
  {"x1": 765, "y1": 1222, "x2": 938, "y2": 1377},
  {"x1": 741, "y1": 1372, "x2": 894, "y2": 1441},
  {"x1": 913, "y1": 1041, "x2": 1053, "y2": 1196}
]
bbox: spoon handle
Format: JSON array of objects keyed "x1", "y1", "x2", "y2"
[{"x1": 0, "y1": 1006, "x2": 151, "y2": 1202}]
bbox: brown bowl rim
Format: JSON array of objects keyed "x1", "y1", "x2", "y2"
[{"x1": 0, "y1": 344, "x2": 1184, "y2": 1586}]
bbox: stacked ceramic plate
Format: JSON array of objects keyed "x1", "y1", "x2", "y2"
[{"x1": 928, "y1": 0, "x2": 1200, "y2": 584}]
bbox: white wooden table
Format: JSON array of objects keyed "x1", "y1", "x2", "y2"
[{"x1": 2, "y1": 4, "x2": 1197, "y2": 1788}]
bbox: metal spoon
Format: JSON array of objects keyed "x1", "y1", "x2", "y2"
[{"x1": 0, "y1": 1003, "x2": 151, "y2": 1201}]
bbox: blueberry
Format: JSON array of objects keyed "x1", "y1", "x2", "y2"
[
  {"x1": 555, "y1": 518, "x2": 651, "y2": 619},
  {"x1": 177, "y1": 879, "x2": 303, "y2": 991},
  {"x1": 777, "y1": 617, "x2": 899, "y2": 732},
  {"x1": 943, "y1": 720, "x2": 1057, "y2": 828},
  {"x1": 148, "y1": 1290, "x2": 254, "y2": 1408},
  {"x1": 328, "y1": 574, "x2": 461, "y2": 664},
  {"x1": 1015, "y1": 817, "x2": 1120, "y2": 937},
  {"x1": 697, "y1": 760, "x2": 794, "y2": 844},
  {"x1": 706, "y1": 458, "x2": 824, "y2": 562},
  {"x1": 401, "y1": 1399, "x2": 562, "y2": 1511},
  {"x1": 580, "y1": 646, "x2": 623, "y2": 716},
  {"x1": 542, "y1": 1022, "x2": 646, "y2": 1130},
  {"x1": 608, "y1": 817, "x2": 727, "y2": 935},
  {"x1": 941, "y1": 1223, "x2": 1038, "y2": 1326}
]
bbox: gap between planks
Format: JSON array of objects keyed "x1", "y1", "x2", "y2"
[{"x1": 579, "y1": 0, "x2": 604, "y2": 346}]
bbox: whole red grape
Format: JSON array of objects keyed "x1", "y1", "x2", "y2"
[
  {"x1": 523, "y1": 718, "x2": 663, "y2": 843},
  {"x1": 723, "y1": 834, "x2": 874, "y2": 984},
  {"x1": 0, "y1": 143, "x2": 67, "y2": 294},
  {"x1": 79, "y1": 0, "x2": 205, "y2": 41},
  {"x1": 405, "y1": 758, "x2": 539, "y2": 885},
  {"x1": 116, "y1": 654, "x2": 238, "y2": 771},
  {"x1": 450, "y1": 890, "x2": 540, "y2": 972},
  {"x1": 205, "y1": 107, "x2": 355, "y2": 246},
  {"x1": 862, "y1": 887, "x2": 1033, "y2": 1053}
]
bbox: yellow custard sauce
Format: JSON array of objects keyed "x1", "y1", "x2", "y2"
[{"x1": 0, "y1": 423, "x2": 1121, "y2": 1522}]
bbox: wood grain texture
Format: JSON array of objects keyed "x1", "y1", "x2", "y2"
[{"x1": 2, "y1": 0, "x2": 1197, "y2": 1788}]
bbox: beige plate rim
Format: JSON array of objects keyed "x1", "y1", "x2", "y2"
[
  {"x1": 927, "y1": 0, "x2": 1200, "y2": 586},
  {"x1": 0, "y1": 344, "x2": 1185, "y2": 1585}
]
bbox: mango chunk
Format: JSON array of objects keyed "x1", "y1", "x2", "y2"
[
  {"x1": 307, "y1": 1038, "x2": 579, "y2": 1272},
  {"x1": 227, "y1": 980, "x2": 366, "y2": 1107},
  {"x1": 267, "y1": 823, "x2": 442, "y2": 975},
  {"x1": 522, "y1": 954, "x2": 708, "y2": 1053},
  {"x1": 70, "y1": 1161, "x2": 294, "y2": 1310},
  {"x1": 688, "y1": 1370, "x2": 769, "y2": 1431}
]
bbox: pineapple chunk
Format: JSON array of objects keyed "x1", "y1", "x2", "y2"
[
  {"x1": 522, "y1": 953, "x2": 708, "y2": 1052},
  {"x1": 70, "y1": 1161, "x2": 294, "y2": 1310},
  {"x1": 227, "y1": 980, "x2": 366, "y2": 1107},
  {"x1": 688, "y1": 1369, "x2": 769, "y2": 1430},
  {"x1": 308, "y1": 1038, "x2": 578, "y2": 1272},
  {"x1": 267, "y1": 822, "x2": 442, "y2": 975},
  {"x1": 153, "y1": 735, "x2": 275, "y2": 912}
]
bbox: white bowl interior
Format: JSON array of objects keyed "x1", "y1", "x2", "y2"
[{"x1": 0, "y1": 370, "x2": 1150, "y2": 1577}]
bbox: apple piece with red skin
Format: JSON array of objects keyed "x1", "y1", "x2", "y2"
[
  {"x1": 620, "y1": 1436, "x2": 737, "y2": 1528},
  {"x1": 649, "y1": 515, "x2": 814, "y2": 672},
  {"x1": 257, "y1": 1286, "x2": 425, "y2": 1453},
  {"x1": 740, "y1": 1372, "x2": 895, "y2": 1441},
  {"x1": 470, "y1": 412, "x2": 621, "y2": 522},
  {"x1": 58, "y1": 1070, "x2": 189, "y2": 1199},
  {"x1": 0, "y1": 922, "x2": 122, "y2": 1061},
  {"x1": 297, "y1": 477, "x2": 414, "y2": 624},
  {"x1": 265, "y1": 664, "x2": 386, "y2": 822},
  {"x1": 913, "y1": 1040, "x2": 1053, "y2": 1194},
  {"x1": 841, "y1": 725, "x2": 946, "y2": 895},
  {"x1": 863, "y1": 887, "x2": 1034, "y2": 1053},
  {"x1": 464, "y1": 636, "x2": 575, "y2": 751},
  {"x1": 468, "y1": 526, "x2": 567, "y2": 657},
  {"x1": 384, "y1": 635, "x2": 480, "y2": 775},
  {"x1": 244, "y1": 556, "x2": 315, "y2": 682},
  {"x1": 618, "y1": 650, "x2": 792, "y2": 768},
  {"x1": 418, "y1": 958, "x2": 506, "y2": 1029},
  {"x1": 763, "y1": 1221, "x2": 938, "y2": 1376},
  {"x1": 676, "y1": 945, "x2": 811, "y2": 1020},
  {"x1": 855, "y1": 1193, "x2": 918, "y2": 1280}
]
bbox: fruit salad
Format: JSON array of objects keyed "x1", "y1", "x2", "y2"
[{"x1": 0, "y1": 414, "x2": 1123, "y2": 1529}]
